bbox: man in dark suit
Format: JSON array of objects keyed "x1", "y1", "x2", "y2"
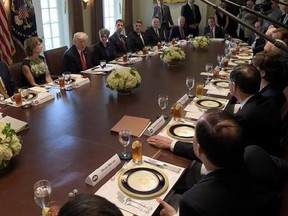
[
  {"x1": 280, "y1": 6, "x2": 288, "y2": 26},
  {"x1": 145, "y1": 17, "x2": 165, "y2": 46},
  {"x1": 181, "y1": 0, "x2": 201, "y2": 37},
  {"x1": 203, "y1": 17, "x2": 224, "y2": 38},
  {"x1": 108, "y1": 19, "x2": 128, "y2": 58},
  {"x1": 169, "y1": 16, "x2": 188, "y2": 41},
  {"x1": 127, "y1": 20, "x2": 147, "y2": 52},
  {"x1": 0, "y1": 61, "x2": 16, "y2": 97},
  {"x1": 247, "y1": 21, "x2": 266, "y2": 54},
  {"x1": 153, "y1": 0, "x2": 174, "y2": 38},
  {"x1": 229, "y1": 64, "x2": 281, "y2": 156},
  {"x1": 63, "y1": 32, "x2": 92, "y2": 73}
]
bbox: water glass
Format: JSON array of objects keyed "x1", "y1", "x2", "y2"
[
  {"x1": 100, "y1": 60, "x2": 106, "y2": 68},
  {"x1": 186, "y1": 76, "x2": 195, "y2": 98},
  {"x1": 34, "y1": 179, "x2": 53, "y2": 209},
  {"x1": 118, "y1": 129, "x2": 132, "y2": 160},
  {"x1": 158, "y1": 94, "x2": 168, "y2": 119}
]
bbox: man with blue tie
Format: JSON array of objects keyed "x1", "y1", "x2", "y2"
[
  {"x1": 181, "y1": 0, "x2": 201, "y2": 37},
  {"x1": 109, "y1": 19, "x2": 128, "y2": 57},
  {"x1": 127, "y1": 20, "x2": 147, "y2": 52},
  {"x1": 204, "y1": 17, "x2": 224, "y2": 38},
  {"x1": 169, "y1": 16, "x2": 188, "y2": 41}
]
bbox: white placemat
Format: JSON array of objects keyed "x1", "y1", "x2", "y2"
[
  {"x1": 95, "y1": 156, "x2": 185, "y2": 216},
  {"x1": 204, "y1": 80, "x2": 230, "y2": 96}
]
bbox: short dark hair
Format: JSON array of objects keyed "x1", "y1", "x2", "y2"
[
  {"x1": 230, "y1": 64, "x2": 261, "y2": 95},
  {"x1": 252, "y1": 50, "x2": 283, "y2": 84},
  {"x1": 58, "y1": 194, "x2": 123, "y2": 216},
  {"x1": 116, "y1": 19, "x2": 124, "y2": 25},
  {"x1": 24, "y1": 37, "x2": 42, "y2": 57},
  {"x1": 133, "y1": 19, "x2": 143, "y2": 25},
  {"x1": 195, "y1": 110, "x2": 244, "y2": 169}
]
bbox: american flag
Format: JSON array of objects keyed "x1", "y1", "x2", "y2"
[{"x1": 0, "y1": 2, "x2": 15, "y2": 65}]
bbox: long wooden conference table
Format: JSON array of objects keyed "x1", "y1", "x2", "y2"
[{"x1": 0, "y1": 41, "x2": 225, "y2": 216}]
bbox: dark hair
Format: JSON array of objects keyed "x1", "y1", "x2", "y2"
[
  {"x1": 230, "y1": 64, "x2": 261, "y2": 95},
  {"x1": 133, "y1": 19, "x2": 143, "y2": 25},
  {"x1": 24, "y1": 37, "x2": 42, "y2": 56},
  {"x1": 115, "y1": 19, "x2": 124, "y2": 25},
  {"x1": 58, "y1": 194, "x2": 123, "y2": 216},
  {"x1": 252, "y1": 50, "x2": 283, "y2": 85},
  {"x1": 195, "y1": 110, "x2": 244, "y2": 169}
]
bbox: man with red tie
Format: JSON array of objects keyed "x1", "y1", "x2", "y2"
[
  {"x1": 109, "y1": 19, "x2": 128, "y2": 57},
  {"x1": 63, "y1": 32, "x2": 92, "y2": 73},
  {"x1": 169, "y1": 16, "x2": 188, "y2": 41},
  {"x1": 204, "y1": 17, "x2": 224, "y2": 38}
]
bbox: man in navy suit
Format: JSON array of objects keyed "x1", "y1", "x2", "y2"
[
  {"x1": 108, "y1": 19, "x2": 128, "y2": 57},
  {"x1": 204, "y1": 17, "x2": 224, "y2": 38},
  {"x1": 127, "y1": 20, "x2": 147, "y2": 52},
  {"x1": 280, "y1": 6, "x2": 288, "y2": 26},
  {"x1": 169, "y1": 16, "x2": 188, "y2": 41},
  {"x1": 63, "y1": 32, "x2": 92, "y2": 73},
  {"x1": 153, "y1": 0, "x2": 174, "y2": 38},
  {"x1": 247, "y1": 21, "x2": 265, "y2": 54},
  {"x1": 181, "y1": 0, "x2": 201, "y2": 37},
  {"x1": 145, "y1": 17, "x2": 165, "y2": 46}
]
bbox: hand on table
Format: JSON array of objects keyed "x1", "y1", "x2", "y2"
[
  {"x1": 156, "y1": 197, "x2": 177, "y2": 216},
  {"x1": 147, "y1": 135, "x2": 173, "y2": 150}
]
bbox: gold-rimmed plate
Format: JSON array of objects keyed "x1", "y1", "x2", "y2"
[
  {"x1": 118, "y1": 166, "x2": 168, "y2": 199},
  {"x1": 11, "y1": 92, "x2": 38, "y2": 101},
  {"x1": 54, "y1": 78, "x2": 76, "y2": 85},
  {"x1": 231, "y1": 59, "x2": 249, "y2": 64},
  {"x1": 211, "y1": 80, "x2": 229, "y2": 89},
  {"x1": 194, "y1": 98, "x2": 224, "y2": 109},
  {"x1": 166, "y1": 123, "x2": 195, "y2": 141}
]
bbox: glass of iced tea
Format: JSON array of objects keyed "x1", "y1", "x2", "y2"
[
  {"x1": 196, "y1": 83, "x2": 204, "y2": 98},
  {"x1": 58, "y1": 76, "x2": 65, "y2": 90},
  {"x1": 132, "y1": 140, "x2": 142, "y2": 164},
  {"x1": 14, "y1": 91, "x2": 22, "y2": 106}
]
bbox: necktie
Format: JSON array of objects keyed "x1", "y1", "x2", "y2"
[
  {"x1": 180, "y1": 27, "x2": 185, "y2": 39},
  {"x1": 155, "y1": 28, "x2": 159, "y2": 37},
  {"x1": 190, "y1": 4, "x2": 196, "y2": 21},
  {"x1": 139, "y1": 33, "x2": 145, "y2": 46},
  {"x1": 284, "y1": 14, "x2": 288, "y2": 24},
  {"x1": 120, "y1": 35, "x2": 127, "y2": 52},
  {"x1": 210, "y1": 28, "x2": 214, "y2": 38},
  {"x1": 80, "y1": 51, "x2": 87, "y2": 70},
  {"x1": 0, "y1": 77, "x2": 9, "y2": 99}
]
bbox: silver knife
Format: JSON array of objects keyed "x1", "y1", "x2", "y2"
[{"x1": 144, "y1": 159, "x2": 181, "y2": 173}]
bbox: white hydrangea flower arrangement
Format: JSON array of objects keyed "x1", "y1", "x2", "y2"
[
  {"x1": 191, "y1": 36, "x2": 211, "y2": 49},
  {"x1": 0, "y1": 123, "x2": 22, "y2": 169},
  {"x1": 160, "y1": 47, "x2": 186, "y2": 64},
  {"x1": 106, "y1": 67, "x2": 141, "y2": 92}
]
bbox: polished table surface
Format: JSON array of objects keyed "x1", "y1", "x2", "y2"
[{"x1": 0, "y1": 41, "x2": 225, "y2": 216}]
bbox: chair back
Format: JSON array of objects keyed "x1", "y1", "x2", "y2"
[
  {"x1": 44, "y1": 46, "x2": 68, "y2": 77},
  {"x1": 8, "y1": 62, "x2": 27, "y2": 88}
]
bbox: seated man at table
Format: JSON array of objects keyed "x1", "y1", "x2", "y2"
[
  {"x1": 63, "y1": 32, "x2": 93, "y2": 73},
  {"x1": 127, "y1": 20, "x2": 147, "y2": 52},
  {"x1": 145, "y1": 16, "x2": 165, "y2": 46},
  {"x1": 229, "y1": 64, "x2": 281, "y2": 155},
  {"x1": 204, "y1": 17, "x2": 224, "y2": 38},
  {"x1": 152, "y1": 110, "x2": 275, "y2": 216},
  {"x1": 148, "y1": 110, "x2": 288, "y2": 216},
  {"x1": 109, "y1": 19, "x2": 128, "y2": 58},
  {"x1": 58, "y1": 194, "x2": 123, "y2": 216},
  {"x1": 0, "y1": 61, "x2": 16, "y2": 97},
  {"x1": 247, "y1": 20, "x2": 266, "y2": 55},
  {"x1": 169, "y1": 16, "x2": 188, "y2": 41}
]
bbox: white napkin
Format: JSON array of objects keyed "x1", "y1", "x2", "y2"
[
  {"x1": 31, "y1": 92, "x2": 55, "y2": 106},
  {"x1": 82, "y1": 64, "x2": 115, "y2": 74},
  {"x1": 95, "y1": 156, "x2": 184, "y2": 216},
  {"x1": 204, "y1": 80, "x2": 229, "y2": 96}
]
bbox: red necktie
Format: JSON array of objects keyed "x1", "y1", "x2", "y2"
[{"x1": 80, "y1": 51, "x2": 87, "y2": 70}]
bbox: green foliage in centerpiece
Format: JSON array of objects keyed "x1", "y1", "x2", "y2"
[
  {"x1": 0, "y1": 123, "x2": 22, "y2": 169},
  {"x1": 106, "y1": 67, "x2": 141, "y2": 92},
  {"x1": 161, "y1": 46, "x2": 185, "y2": 64},
  {"x1": 191, "y1": 36, "x2": 211, "y2": 49}
]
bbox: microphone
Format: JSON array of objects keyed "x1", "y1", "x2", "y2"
[
  {"x1": 198, "y1": 0, "x2": 288, "y2": 53},
  {"x1": 222, "y1": 0, "x2": 287, "y2": 29}
]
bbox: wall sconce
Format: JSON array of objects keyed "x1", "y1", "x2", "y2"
[{"x1": 82, "y1": 0, "x2": 89, "y2": 9}]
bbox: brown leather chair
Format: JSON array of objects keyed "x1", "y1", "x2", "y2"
[
  {"x1": 8, "y1": 62, "x2": 27, "y2": 88},
  {"x1": 44, "y1": 46, "x2": 68, "y2": 78}
]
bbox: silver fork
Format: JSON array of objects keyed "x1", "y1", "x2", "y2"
[
  {"x1": 117, "y1": 192, "x2": 152, "y2": 211},
  {"x1": 117, "y1": 194, "x2": 150, "y2": 214}
]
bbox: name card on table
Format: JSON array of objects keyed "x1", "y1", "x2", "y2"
[
  {"x1": 73, "y1": 78, "x2": 90, "y2": 89},
  {"x1": 177, "y1": 94, "x2": 189, "y2": 105},
  {"x1": 31, "y1": 92, "x2": 55, "y2": 106},
  {"x1": 144, "y1": 116, "x2": 165, "y2": 136},
  {"x1": 85, "y1": 154, "x2": 121, "y2": 186}
]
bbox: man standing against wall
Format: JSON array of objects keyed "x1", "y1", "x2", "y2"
[
  {"x1": 181, "y1": 0, "x2": 201, "y2": 37},
  {"x1": 153, "y1": 0, "x2": 174, "y2": 39}
]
